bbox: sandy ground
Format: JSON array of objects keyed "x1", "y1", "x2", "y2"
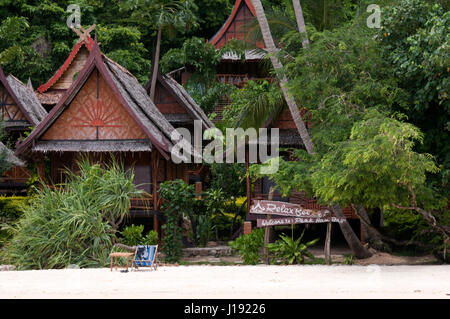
[{"x1": 0, "y1": 265, "x2": 449, "y2": 299}]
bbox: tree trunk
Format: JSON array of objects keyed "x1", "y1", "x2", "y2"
[
  {"x1": 149, "y1": 25, "x2": 162, "y2": 101},
  {"x1": 332, "y1": 205, "x2": 373, "y2": 259},
  {"x1": 251, "y1": 0, "x2": 314, "y2": 154},
  {"x1": 291, "y1": 0, "x2": 310, "y2": 48},
  {"x1": 354, "y1": 204, "x2": 390, "y2": 252}
]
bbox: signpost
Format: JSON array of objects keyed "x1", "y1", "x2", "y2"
[{"x1": 249, "y1": 200, "x2": 346, "y2": 265}]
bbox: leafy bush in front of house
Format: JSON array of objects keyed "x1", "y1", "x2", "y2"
[
  {"x1": 229, "y1": 228, "x2": 265, "y2": 265},
  {"x1": 0, "y1": 159, "x2": 143, "y2": 269},
  {"x1": 121, "y1": 224, "x2": 158, "y2": 246},
  {"x1": 0, "y1": 196, "x2": 29, "y2": 248},
  {"x1": 159, "y1": 180, "x2": 196, "y2": 263}
]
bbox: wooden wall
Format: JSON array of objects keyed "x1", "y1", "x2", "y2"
[
  {"x1": 51, "y1": 46, "x2": 90, "y2": 91},
  {"x1": 214, "y1": 1, "x2": 262, "y2": 49},
  {"x1": 154, "y1": 81, "x2": 187, "y2": 115}
]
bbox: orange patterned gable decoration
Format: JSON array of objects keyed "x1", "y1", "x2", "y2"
[
  {"x1": 42, "y1": 71, "x2": 146, "y2": 141},
  {"x1": 72, "y1": 98, "x2": 121, "y2": 128}
]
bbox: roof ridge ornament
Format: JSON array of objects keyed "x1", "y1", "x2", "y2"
[{"x1": 71, "y1": 24, "x2": 96, "y2": 48}]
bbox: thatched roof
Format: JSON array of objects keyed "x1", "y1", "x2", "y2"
[
  {"x1": 6, "y1": 75, "x2": 48, "y2": 125},
  {"x1": 0, "y1": 66, "x2": 47, "y2": 127},
  {"x1": 104, "y1": 57, "x2": 200, "y2": 162},
  {"x1": 33, "y1": 140, "x2": 152, "y2": 153},
  {"x1": 0, "y1": 142, "x2": 24, "y2": 167},
  {"x1": 16, "y1": 41, "x2": 201, "y2": 163}
]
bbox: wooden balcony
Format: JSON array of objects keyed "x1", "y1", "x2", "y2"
[{"x1": 217, "y1": 74, "x2": 274, "y2": 87}]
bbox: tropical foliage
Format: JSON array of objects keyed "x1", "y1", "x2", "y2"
[
  {"x1": 120, "y1": 224, "x2": 158, "y2": 246},
  {"x1": 229, "y1": 228, "x2": 265, "y2": 265},
  {"x1": 0, "y1": 159, "x2": 143, "y2": 269},
  {"x1": 267, "y1": 229, "x2": 319, "y2": 264},
  {"x1": 247, "y1": 0, "x2": 449, "y2": 260}
]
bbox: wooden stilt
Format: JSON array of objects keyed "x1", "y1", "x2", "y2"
[
  {"x1": 360, "y1": 221, "x2": 366, "y2": 245},
  {"x1": 246, "y1": 151, "x2": 251, "y2": 215}
]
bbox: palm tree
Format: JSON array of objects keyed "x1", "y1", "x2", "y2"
[
  {"x1": 250, "y1": 0, "x2": 315, "y2": 154},
  {"x1": 121, "y1": 0, "x2": 198, "y2": 101},
  {"x1": 292, "y1": 0, "x2": 310, "y2": 48}
]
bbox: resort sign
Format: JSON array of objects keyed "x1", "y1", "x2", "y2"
[{"x1": 249, "y1": 200, "x2": 346, "y2": 227}]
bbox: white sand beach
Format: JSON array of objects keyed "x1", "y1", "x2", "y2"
[{"x1": 0, "y1": 265, "x2": 449, "y2": 299}]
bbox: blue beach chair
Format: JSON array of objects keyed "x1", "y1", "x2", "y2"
[{"x1": 132, "y1": 245, "x2": 158, "y2": 271}]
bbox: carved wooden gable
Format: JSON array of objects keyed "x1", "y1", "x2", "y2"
[
  {"x1": 42, "y1": 70, "x2": 147, "y2": 141},
  {"x1": 0, "y1": 82, "x2": 27, "y2": 123},
  {"x1": 210, "y1": 0, "x2": 262, "y2": 49}
]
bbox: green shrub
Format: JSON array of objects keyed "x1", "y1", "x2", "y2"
[
  {"x1": 159, "y1": 180, "x2": 195, "y2": 263},
  {"x1": 266, "y1": 230, "x2": 319, "y2": 265},
  {"x1": 144, "y1": 230, "x2": 158, "y2": 246},
  {"x1": 213, "y1": 211, "x2": 243, "y2": 241},
  {"x1": 196, "y1": 214, "x2": 215, "y2": 247},
  {"x1": 342, "y1": 254, "x2": 355, "y2": 265},
  {"x1": 229, "y1": 228, "x2": 265, "y2": 265},
  {"x1": 121, "y1": 224, "x2": 158, "y2": 246},
  {"x1": 0, "y1": 159, "x2": 143, "y2": 269},
  {"x1": 384, "y1": 208, "x2": 450, "y2": 262},
  {"x1": 0, "y1": 196, "x2": 29, "y2": 247}
]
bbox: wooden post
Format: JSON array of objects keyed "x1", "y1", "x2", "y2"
[
  {"x1": 325, "y1": 221, "x2": 332, "y2": 265},
  {"x1": 360, "y1": 222, "x2": 366, "y2": 245},
  {"x1": 36, "y1": 153, "x2": 45, "y2": 182},
  {"x1": 195, "y1": 182, "x2": 202, "y2": 199},
  {"x1": 151, "y1": 151, "x2": 161, "y2": 235},
  {"x1": 244, "y1": 221, "x2": 252, "y2": 235},
  {"x1": 263, "y1": 188, "x2": 275, "y2": 264},
  {"x1": 245, "y1": 151, "x2": 251, "y2": 216}
]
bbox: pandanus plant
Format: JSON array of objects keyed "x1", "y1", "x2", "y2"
[{"x1": 266, "y1": 228, "x2": 319, "y2": 264}]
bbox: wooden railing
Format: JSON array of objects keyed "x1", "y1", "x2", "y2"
[
  {"x1": 130, "y1": 192, "x2": 153, "y2": 210},
  {"x1": 217, "y1": 74, "x2": 275, "y2": 87},
  {"x1": 217, "y1": 74, "x2": 248, "y2": 86}
]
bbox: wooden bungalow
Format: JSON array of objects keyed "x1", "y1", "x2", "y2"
[
  {"x1": 0, "y1": 65, "x2": 48, "y2": 194},
  {"x1": 15, "y1": 40, "x2": 201, "y2": 233}
]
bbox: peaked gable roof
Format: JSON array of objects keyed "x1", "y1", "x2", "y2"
[
  {"x1": 17, "y1": 42, "x2": 199, "y2": 162},
  {"x1": 37, "y1": 34, "x2": 94, "y2": 93},
  {"x1": 145, "y1": 72, "x2": 214, "y2": 130},
  {"x1": 209, "y1": 0, "x2": 261, "y2": 49},
  {"x1": 0, "y1": 65, "x2": 47, "y2": 126}
]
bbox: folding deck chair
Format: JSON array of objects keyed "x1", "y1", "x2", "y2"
[{"x1": 132, "y1": 245, "x2": 158, "y2": 271}]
